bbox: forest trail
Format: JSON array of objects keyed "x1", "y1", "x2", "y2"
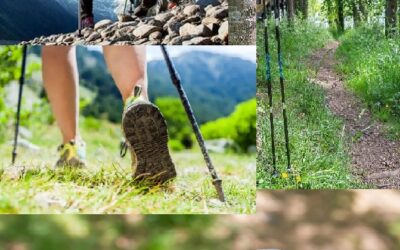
[{"x1": 310, "y1": 40, "x2": 400, "y2": 188}]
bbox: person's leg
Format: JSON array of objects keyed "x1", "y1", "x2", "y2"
[
  {"x1": 42, "y1": 46, "x2": 80, "y2": 144},
  {"x1": 102, "y1": 45, "x2": 176, "y2": 184},
  {"x1": 80, "y1": 0, "x2": 94, "y2": 28},
  {"x1": 102, "y1": 45, "x2": 148, "y2": 102},
  {"x1": 80, "y1": 0, "x2": 93, "y2": 19}
]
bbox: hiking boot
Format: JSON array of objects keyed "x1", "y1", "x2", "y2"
[
  {"x1": 122, "y1": 86, "x2": 176, "y2": 185},
  {"x1": 55, "y1": 140, "x2": 86, "y2": 168},
  {"x1": 81, "y1": 16, "x2": 94, "y2": 29}
]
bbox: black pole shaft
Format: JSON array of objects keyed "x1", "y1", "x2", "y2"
[
  {"x1": 160, "y1": 45, "x2": 225, "y2": 202},
  {"x1": 274, "y1": 0, "x2": 291, "y2": 171},
  {"x1": 78, "y1": 0, "x2": 82, "y2": 36},
  {"x1": 263, "y1": 0, "x2": 277, "y2": 176},
  {"x1": 12, "y1": 45, "x2": 28, "y2": 165}
]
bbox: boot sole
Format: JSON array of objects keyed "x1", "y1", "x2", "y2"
[{"x1": 122, "y1": 101, "x2": 177, "y2": 185}]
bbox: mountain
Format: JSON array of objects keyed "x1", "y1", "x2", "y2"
[
  {"x1": 147, "y1": 51, "x2": 256, "y2": 123},
  {"x1": 72, "y1": 48, "x2": 256, "y2": 124},
  {"x1": 0, "y1": 0, "x2": 116, "y2": 42}
]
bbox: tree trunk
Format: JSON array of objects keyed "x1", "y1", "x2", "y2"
[
  {"x1": 385, "y1": 0, "x2": 398, "y2": 37},
  {"x1": 337, "y1": 0, "x2": 345, "y2": 32},
  {"x1": 352, "y1": 2, "x2": 360, "y2": 27},
  {"x1": 287, "y1": 0, "x2": 294, "y2": 24},
  {"x1": 295, "y1": 0, "x2": 308, "y2": 19},
  {"x1": 357, "y1": 0, "x2": 367, "y2": 20},
  {"x1": 302, "y1": 0, "x2": 308, "y2": 19}
]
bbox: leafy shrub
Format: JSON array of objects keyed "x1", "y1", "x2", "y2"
[
  {"x1": 336, "y1": 24, "x2": 400, "y2": 136},
  {"x1": 168, "y1": 139, "x2": 185, "y2": 151},
  {"x1": 201, "y1": 99, "x2": 256, "y2": 152},
  {"x1": 155, "y1": 97, "x2": 193, "y2": 149}
]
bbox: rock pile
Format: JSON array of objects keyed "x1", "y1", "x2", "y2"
[{"x1": 20, "y1": 1, "x2": 228, "y2": 45}]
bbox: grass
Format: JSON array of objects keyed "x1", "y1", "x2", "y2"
[
  {"x1": 256, "y1": 19, "x2": 364, "y2": 189},
  {"x1": 0, "y1": 119, "x2": 255, "y2": 214},
  {"x1": 336, "y1": 24, "x2": 400, "y2": 139}
]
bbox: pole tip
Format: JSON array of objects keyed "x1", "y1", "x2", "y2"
[{"x1": 212, "y1": 179, "x2": 225, "y2": 202}]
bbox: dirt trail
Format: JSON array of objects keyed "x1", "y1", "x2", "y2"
[{"x1": 310, "y1": 41, "x2": 400, "y2": 188}]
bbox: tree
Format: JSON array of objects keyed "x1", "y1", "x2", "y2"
[
  {"x1": 352, "y1": 1, "x2": 361, "y2": 27},
  {"x1": 385, "y1": 0, "x2": 398, "y2": 37},
  {"x1": 287, "y1": 0, "x2": 295, "y2": 24},
  {"x1": 336, "y1": 0, "x2": 345, "y2": 32},
  {"x1": 295, "y1": 0, "x2": 309, "y2": 19}
]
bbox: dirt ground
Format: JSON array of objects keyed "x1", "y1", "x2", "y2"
[
  {"x1": 309, "y1": 41, "x2": 400, "y2": 188},
  {"x1": 226, "y1": 190, "x2": 400, "y2": 250}
]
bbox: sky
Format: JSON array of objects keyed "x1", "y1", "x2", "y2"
[{"x1": 88, "y1": 46, "x2": 256, "y2": 63}]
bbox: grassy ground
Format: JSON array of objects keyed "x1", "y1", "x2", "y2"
[
  {"x1": 256, "y1": 19, "x2": 364, "y2": 189},
  {"x1": 0, "y1": 119, "x2": 255, "y2": 214},
  {"x1": 336, "y1": 25, "x2": 400, "y2": 139}
]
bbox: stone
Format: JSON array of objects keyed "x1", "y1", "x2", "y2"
[
  {"x1": 206, "y1": 23, "x2": 219, "y2": 34},
  {"x1": 154, "y1": 12, "x2": 174, "y2": 23},
  {"x1": 162, "y1": 35, "x2": 172, "y2": 44},
  {"x1": 211, "y1": 35, "x2": 223, "y2": 44},
  {"x1": 182, "y1": 36, "x2": 211, "y2": 45},
  {"x1": 149, "y1": 31, "x2": 163, "y2": 40},
  {"x1": 179, "y1": 23, "x2": 212, "y2": 37},
  {"x1": 64, "y1": 36, "x2": 74, "y2": 43},
  {"x1": 101, "y1": 29, "x2": 116, "y2": 38},
  {"x1": 202, "y1": 17, "x2": 221, "y2": 25},
  {"x1": 134, "y1": 38, "x2": 149, "y2": 45},
  {"x1": 94, "y1": 19, "x2": 113, "y2": 30},
  {"x1": 87, "y1": 32, "x2": 101, "y2": 41},
  {"x1": 206, "y1": 6, "x2": 228, "y2": 19},
  {"x1": 148, "y1": 19, "x2": 164, "y2": 28},
  {"x1": 183, "y1": 15, "x2": 202, "y2": 24},
  {"x1": 133, "y1": 25, "x2": 162, "y2": 38},
  {"x1": 167, "y1": 21, "x2": 182, "y2": 35},
  {"x1": 169, "y1": 36, "x2": 183, "y2": 45},
  {"x1": 56, "y1": 36, "x2": 64, "y2": 43},
  {"x1": 118, "y1": 15, "x2": 136, "y2": 22},
  {"x1": 118, "y1": 21, "x2": 138, "y2": 29},
  {"x1": 99, "y1": 40, "x2": 112, "y2": 46},
  {"x1": 218, "y1": 21, "x2": 228, "y2": 41},
  {"x1": 183, "y1": 5, "x2": 201, "y2": 16}
]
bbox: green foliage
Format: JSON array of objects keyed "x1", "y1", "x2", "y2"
[
  {"x1": 336, "y1": 24, "x2": 400, "y2": 137},
  {"x1": 82, "y1": 117, "x2": 102, "y2": 131},
  {"x1": 257, "y1": 19, "x2": 362, "y2": 189},
  {"x1": 0, "y1": 215, "x2": 228, "y2": 250},
  {"x1": 155, "y1": 97, "x2": 193, "y2": 149},
  {"x1": 0, "y1": 46, "x2": 22, "y2": 87},
  {"x1": 201, "y1": 99, "x2": 256, "y2": 152},
  {"x1": 168, "y1": 139, "x2": 185, "y2": 151},
  {"x1": 0, "y1": 46, "x2": 41, "y2": 143}
]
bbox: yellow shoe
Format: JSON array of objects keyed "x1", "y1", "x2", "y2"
[{"x1": 55, "y1": 140, "x2": 86, "y2": 168}]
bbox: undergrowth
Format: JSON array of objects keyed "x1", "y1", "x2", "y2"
[
  {"x1": 336, "y1": 24, "x2": 400, "y2": 139},
  {"x1": 256, "y1": 18, "x2": 364, "y2": 189}
]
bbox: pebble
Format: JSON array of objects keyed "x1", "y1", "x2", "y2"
[{"x1": 19, "y1": 1, "x2": 228, "y2": 45}]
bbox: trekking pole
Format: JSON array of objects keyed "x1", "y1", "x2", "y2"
[
  {"x1": 274, "y1": 0, "x2": 291, "y2": 172},
  {"x1": 11, "y1": 45, "x2": 28, "y2": 165},
  {"x1": 160, "y1": 45, "x2": 226, "y2": 202},
  {"x1": 78, "y1": 0, "x2": 82, "y2": 37},
  {"x1": 263, "y1": 0, "x2": 278, "y2": 177}
]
